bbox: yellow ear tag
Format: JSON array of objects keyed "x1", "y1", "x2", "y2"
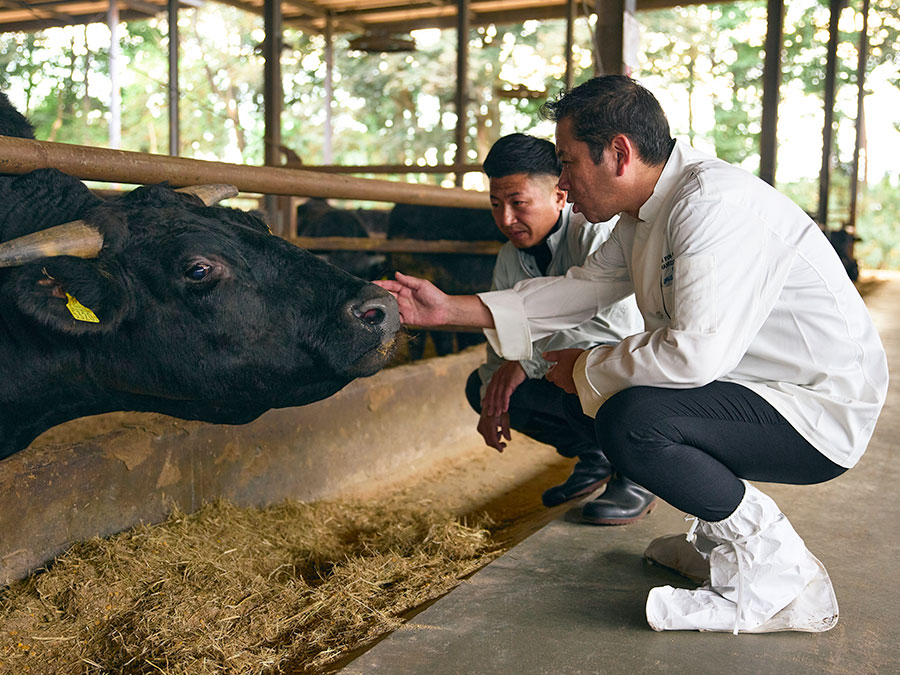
[{"x1": 65, "y1": 293, "x2": 100, "y2": 323}]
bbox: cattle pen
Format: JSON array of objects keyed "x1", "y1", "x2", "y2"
[{"x1": 0, "y1": 134, "x2": 548, "y2": 671}]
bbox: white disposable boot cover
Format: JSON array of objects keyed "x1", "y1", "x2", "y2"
[
  {"x1": 643, "y1": 522, "x2": 715, "y2": 583},
  {"x1": 645, "y1": 481, "x2": 838, "y2": 633}
]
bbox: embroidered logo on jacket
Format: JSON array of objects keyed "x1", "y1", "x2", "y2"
[{"x1": 660, "y1": 253, "x2": 674, "y2": 286}]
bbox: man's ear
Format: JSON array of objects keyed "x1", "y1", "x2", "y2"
[
  {"x1": 553, "y1": 184, "x2": 567, "y2": 210},
  {"x1": 3, "y1": 258, "x2": 129, "y2": 335},
  {"x1": 609, "y1": 134, "x2": 634, "y2": 177}
]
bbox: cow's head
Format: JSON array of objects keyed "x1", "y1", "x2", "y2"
[{"x1": 0, "y1": 183, "x2": 401, "y2": 424}]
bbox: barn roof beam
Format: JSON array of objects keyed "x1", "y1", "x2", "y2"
[
  {"x1": 318, "y1": 0, "x2": 717, "y2": 34},
  {"x1": 0, "y1": 9, "x2": 150, "y2": 31}
]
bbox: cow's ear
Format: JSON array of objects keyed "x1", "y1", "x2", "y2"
[{"x1": 4, "y1": 258, "x2": 129, "y2": 335}]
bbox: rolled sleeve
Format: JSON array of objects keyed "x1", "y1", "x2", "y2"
[
  {"x1": 478, "y1": 289, "x2": 534, "y2": 361},
  {"x1": 573, "y1": 346, "x2": 610, "y2": 417}
]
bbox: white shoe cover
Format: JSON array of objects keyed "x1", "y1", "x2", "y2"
[
  {"x1": 644, "y1": 481, "x2": 836, "y2": 633},
  {"x1": 645, "y1": 554, "x2": 838, "y2": 633},
  {"x1": 643, "y1": 533, "x2": 712, "y2": 583}
]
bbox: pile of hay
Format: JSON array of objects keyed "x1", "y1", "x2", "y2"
[{"x1": 0, "y1": 499, "x2": 500, "y2": 673}]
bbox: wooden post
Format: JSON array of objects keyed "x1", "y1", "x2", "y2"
[
  {"x1": 565, "y1": 0, "x2": 576, "y2": 91},
  {"x1": 849, "y1": 0, "x2": 870, "y2": 231},
  {"x1": 593, "y1": 0, "x2": 635, "y2": 76},
  {"x1": 818, "y1": 0, "x2": 845, "y2": 227},
  {"x1": 455, "y1": 0, "x2": 470, "y2": 187},
  {"x1": 264, "y1": 0, "x2": 285, "y2": 234},
  {"x1": 167, "y1": 0, "x2": 180, "y2": 157},
  {"x1": 759, "y1": 0, "x2": 784, "y2": 186},
  {"x1": 107, "y1": 0, "x2": 121, "y2": 150}
]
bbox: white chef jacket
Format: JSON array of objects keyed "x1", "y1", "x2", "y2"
[
  {"x1": 477, "y1": 140, "x2": 888, "y2": 469},
  {"x1": 475, "y1": 204, "x2": 643, "y2": 400}
]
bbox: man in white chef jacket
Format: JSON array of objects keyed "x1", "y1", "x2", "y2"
[{"x1": 377, "y1": 75, "x2": 889, "y2": 634}]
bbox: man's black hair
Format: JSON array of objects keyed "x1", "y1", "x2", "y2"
[
  {"x1": 541, "y1": 75, "x2": 674, "y2": 166},
  {"x1": 482, "y1": 133, "x2": 561, "y2": 178}
]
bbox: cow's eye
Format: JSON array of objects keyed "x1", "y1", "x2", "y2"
[{"x1": 185, "y1": 262, "x2": 211, "y2": 281}]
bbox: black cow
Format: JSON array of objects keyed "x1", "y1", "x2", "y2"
[
  {"x1": 387, "y1": 204, "x2": 502, "y2": 359},
  {"x1": 0, "y1": 93, "x2": 401, "y2": 458},
  {"x1": 296, "y1": 198, "x2": 386, "y2": 281},
  {"x1": 826, "y1": 228, "x2": 861, "y2": 282}
]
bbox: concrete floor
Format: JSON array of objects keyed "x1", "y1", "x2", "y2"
[{"x1": 338, "y1": 273, "x2": 900, "y2": 675}]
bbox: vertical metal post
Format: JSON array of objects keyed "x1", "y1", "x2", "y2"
[
  {"x1": 759, "y1": 0, "x2": 784, "y2": 186},
  {"x1": 324, "y1": 13, "x2": 334, "y2": 164},
  {"x1": 107, "y1": 0, "x2": 121, "y2": 149},
  {"x1": 454, "y1": 0, "x2": 470, "y2": 186},
  {"x1": 818, "y1": 0, "x2": 845, "y2": 227},
  {"x1": 565, "y1": 0, "x2": 576, "y2": 91},
  {"x1": 264, "y1": 0, "x2": 284, "y2": 233},
  {"x1": 167, "y1": 0, "x2": 180, "y2": 156},
  {"x1": 848, "y1": 0, "x2": 870, "y2": 230}
]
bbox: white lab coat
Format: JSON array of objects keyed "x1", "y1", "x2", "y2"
[
  {"x1": 475, "y1": 204, "x2": 643, "y2": 400},
  {"x1": 477, "y1": 140, "x2": 888, "y2": 469}
]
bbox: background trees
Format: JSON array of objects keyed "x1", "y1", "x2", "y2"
[{"x1": 1, "y1": 0, "x2": 898, "y2": 267}]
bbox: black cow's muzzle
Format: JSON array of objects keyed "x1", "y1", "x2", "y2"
[{"x1": 340, "y1": 283, "x2": 401, "y2": 376}]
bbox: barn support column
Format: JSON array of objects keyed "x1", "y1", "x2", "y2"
[
  {"x1": 848, "y1": 0, "x2": 870, "y2": 231},
  {"x1": 323, "y1": 13, "x2": 334, "y2": 164},
  {"x1": 817, "y1": 0, "x2": 846, "y2": 227},
  {"x1": 107, "y1": 0, "x2": 121, "y2": 149},
  {"x1": 167, "y1": 0, "x2": 180, "y2": 156},
  {"x1": 454, "y1": 0, "x2": 470, "y2": 187},
  {"x1": 263, "y1": 0, "x2": 286, "y2": 234},
  {"x1": 592, "y1": 0, "x2": 636, "y2": 76},
  {"x1": 565, "y1": 0, "x2": 576, "y2": 90},
  {"x1": 759, "y1": 0, "x2": 784, "y2": 186}
]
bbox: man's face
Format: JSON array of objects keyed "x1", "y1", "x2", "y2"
[
  {"x1": 488, "y1": 173, "x2": 566, "y2": 249},
  {"x1": 555, "y1": 117, "x2": 622, "y2": 223}
]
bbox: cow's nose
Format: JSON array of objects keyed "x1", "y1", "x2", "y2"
[{"x1": 346, "y1": 284, "x2": 400, "y2": 332}]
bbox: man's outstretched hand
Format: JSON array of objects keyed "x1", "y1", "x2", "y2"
[
  {"x1": 375, "y1": 272, "x2": 495, "y2": 329},
  {"x1": 374, "y1": 272, "x2": 449, "y2": 327}
]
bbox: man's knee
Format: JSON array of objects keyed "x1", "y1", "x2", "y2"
[
  {"x1": 595, "y1": 387, "x2": 673, "y2": 470},
  {"x1": 465, "y1": 370, "x2": 482, "y2": 413}
]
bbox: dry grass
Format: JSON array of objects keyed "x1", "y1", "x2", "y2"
[{"x1": 0, "y1": 499, "x2": 501, "y2": 674}]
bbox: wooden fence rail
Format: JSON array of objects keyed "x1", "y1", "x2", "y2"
[
  {"x1": 291, "y1": 236, "x2": 503, "y2": 255},
  {"x1": 0, "y1": 136, "x2": 491, "y2": 209}
]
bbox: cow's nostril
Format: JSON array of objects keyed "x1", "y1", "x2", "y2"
[
  {"x1": 360, "y1": 307, "x2": 385, "y2": 325},
  {"x1": 345, "y1": 285, "x2": 399, "y2": 335}
]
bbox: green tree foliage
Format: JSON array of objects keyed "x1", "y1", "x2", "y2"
[{"x1": 0, "y1": 1, "x2": 898, "y2": 265}]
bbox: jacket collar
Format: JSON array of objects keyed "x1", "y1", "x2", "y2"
[{"x1": 638, "y1": 139, "x2": 695, "y2": 224}]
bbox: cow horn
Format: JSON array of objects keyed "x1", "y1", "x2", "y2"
[
  {"x1": 176, "y1": 184, "x2": 239, "y2": 206},
  {"x1": 0, "y1": 221, "x2": 104, "y2": 268}
]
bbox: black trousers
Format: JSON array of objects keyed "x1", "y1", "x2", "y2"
[
  {"x1": 465, "y1": 370, "x2": 603, "y2": 460},
  {"x1": 564, "y1": 382, "x2": 847, "y2": 521}
]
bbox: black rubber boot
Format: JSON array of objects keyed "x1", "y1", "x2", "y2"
[
  {"x1": 577, "y1": 473, "x2": 657, "y2": 525},
  {"x1": 541, "y1": 453, "x2": 613, "y2": 507}
]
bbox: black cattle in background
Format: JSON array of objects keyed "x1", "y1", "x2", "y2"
[
  {"x1": 296, "y1": 198, "x2": 386, "y2": 280},
  {"x1": 826, "y1": 228, "x2": 861, "y2": 282},
  {"x1": 0, "y1": 93, "x2": 400, "y2": 459},
  {"x1": 387, "y1": 204, "x2": 503, "y2": 359}
]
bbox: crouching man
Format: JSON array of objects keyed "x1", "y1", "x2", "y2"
[
  {"x1": 378, "y1": 76, "x2": 888, "y2": 634},
  {"x1": 470, "y1": 133, "x2": 650, "y2": 522}
]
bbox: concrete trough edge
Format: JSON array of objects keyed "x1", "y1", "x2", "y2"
[{"x1": 0, "y1": 347, "x2": 485, "y2": 585}]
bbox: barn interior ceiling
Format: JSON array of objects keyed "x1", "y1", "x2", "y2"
[{"x1": 0, "y1": 0, "x2": 713, "y2": 36}]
